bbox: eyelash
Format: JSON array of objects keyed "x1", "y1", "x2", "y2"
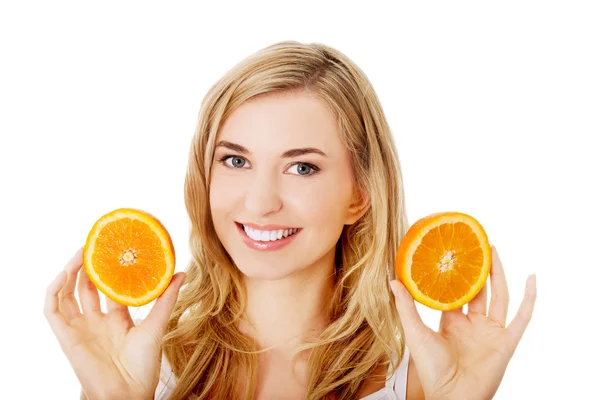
[{"x1": 217, "y1": 155, "x2": 321, "y2": 177}]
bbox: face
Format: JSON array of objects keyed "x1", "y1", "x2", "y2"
[{"x1": 209, "y1": 90, "x2": 366, "y2": 281}]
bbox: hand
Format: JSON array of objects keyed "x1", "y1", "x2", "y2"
[
  {"x1": 44, "y1": 247, "x2": 186, "y2": 400},
  {"x1": 390, "y1": 246, "x2": 537, "y2": 400}
]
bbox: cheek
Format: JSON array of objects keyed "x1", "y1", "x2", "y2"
[
  {"x1": 288, "y1": 178, "x2": 353, "y2": 228},
  {"x1": 209, "y1": 172, "x2": 239, "y2": 225},
  {"x1": 209, "y1": 168, "x2": 354, "y2": 229}
]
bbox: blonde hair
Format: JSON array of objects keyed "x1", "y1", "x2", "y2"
[{"x1": 163, "y1": 40, "x2": 409, "y2": 400}]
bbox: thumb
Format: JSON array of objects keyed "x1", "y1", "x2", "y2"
[
  {"x1": 142, "y1": 272, "x2": 186, "y2": 339},
  {"x1": 390, "y1": 280, "x2": 431, "y2": 349}
]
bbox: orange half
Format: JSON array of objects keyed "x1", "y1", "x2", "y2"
[
  {"x1": 83, "y1": 208, "x2": 176, "y2": 307},
  {"x1": 395, "y1": 212, "x2": 491, "y2": 311}
]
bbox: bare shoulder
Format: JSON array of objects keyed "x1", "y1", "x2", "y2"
[{"x1": 357, "y1": 361, "x2": 388, "y2": 398}]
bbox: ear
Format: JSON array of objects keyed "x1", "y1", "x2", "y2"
[{"x1": 344, "y1": 186, "x2": 370, "y2": 225}]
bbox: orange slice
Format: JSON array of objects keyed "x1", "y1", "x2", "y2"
[
  {"x1": 83, "y1": 208, "x2": 176, "y2": 307},
  {"x1": 395, "y1": 212, "x2": 491, "y2": 311}
]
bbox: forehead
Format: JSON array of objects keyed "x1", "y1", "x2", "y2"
[{"x1": 217, "y1": 91, "x2": 343, "y2": 154}]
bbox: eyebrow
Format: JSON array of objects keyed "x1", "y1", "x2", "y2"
[{"x1": 216, "y1": 140, "x2": 327, "y2": 158}]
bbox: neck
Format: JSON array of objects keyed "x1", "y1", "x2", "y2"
[{"x1": 241, "y1": 254, "x2": 336, "y2": 351}]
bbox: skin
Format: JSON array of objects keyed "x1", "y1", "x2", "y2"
[
  {"x1": 46, "y1": 89, "x2": 536, "y2": 400},
  {"x1": 391, "y1": 246, "x2": 537, "y2": 400},
  {"x1": 209, "y1": 90, "x2": 370, "y2": 398},
  {"x1": 45, "y1": 247, "x2": 186, "y2": 400}
]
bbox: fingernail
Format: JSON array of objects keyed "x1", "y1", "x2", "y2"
[{"x1": 389, "y1": 280, "x2": 400, "y2": 297}]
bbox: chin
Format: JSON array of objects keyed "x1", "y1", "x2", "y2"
[{"x1": 234, "y1": 260, "x2": 299, "y2": 281}]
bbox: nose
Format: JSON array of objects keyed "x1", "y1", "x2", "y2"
[{"x1": 243, "y1": 169, "x2": 283, "y2": 217}]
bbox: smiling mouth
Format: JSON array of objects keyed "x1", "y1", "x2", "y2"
[{"x1": 236, "y1": 222, "x2": 301, "y2": 242}]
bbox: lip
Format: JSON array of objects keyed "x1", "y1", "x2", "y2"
[
  {"x1": 237, "y1": 221, "x2": 300, "y2": 231},
  {"x1": 236, "y1": 222, "x2": 301, "y2": 251}
]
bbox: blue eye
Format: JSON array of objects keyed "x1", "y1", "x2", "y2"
[
  {"x1": 287, "y1": 163, "x2": 319, "y2": 176},
  {"x1": 220, "y1": 155, "x2": 248, "y2": 169},
  {"x1": 217, "y1": 155, "x2": 320, "y2": 177}
]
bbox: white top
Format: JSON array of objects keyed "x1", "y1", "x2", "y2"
[{"x1": 155, "y1": 347, "x2": 410, "y2": 400}]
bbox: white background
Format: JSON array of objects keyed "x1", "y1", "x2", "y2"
[{"x1": 1, "y1": 1, "x2": 598, "y2": 398}]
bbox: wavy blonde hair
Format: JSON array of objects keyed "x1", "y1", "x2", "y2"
[{"x1": 162, "y1": 40, "x2": 409, "y2": 400}]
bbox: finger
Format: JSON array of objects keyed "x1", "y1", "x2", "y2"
[
  {"x1": 488, "y1": 246, "x2": 510, "y2": 327},
  {"x1": 142, "y1": 272, "x2": 186, "y2": 340},
  {"x1": 390, "y1": 280, "x2": 431, "y2": 352},
  {"x1": 468, "y1": 280, "x2": 488, "y2": 316},
  {"x1": 44, "y1": 271, "x2": 70, "y2": 340},
  {"x1": 106, "y1": 295, "x2": 132, "y2": 318},
  {"x1": 58, "y1": 248, "x2": 84, "y2": 320},
  {"x1": 507, "y1": 274, "x2": 537, "y2": 347},
  {"x1": 77, "y1": 262, "x2": 101, "y2": 314},
  {"x1": 439, "y1": 306, "x2": 465, "y2": 331}
]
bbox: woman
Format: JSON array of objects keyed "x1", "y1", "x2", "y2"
[{"x1": 44, "y1": 41, "x2": 537, "y2": 400}]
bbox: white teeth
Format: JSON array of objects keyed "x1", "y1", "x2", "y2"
[
  {"x1": 242, "y1": 225, "x2": 299, "y2": 242},
  {"x1": 251, "y1": 229, "x2": 261, "y2": 241}
]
